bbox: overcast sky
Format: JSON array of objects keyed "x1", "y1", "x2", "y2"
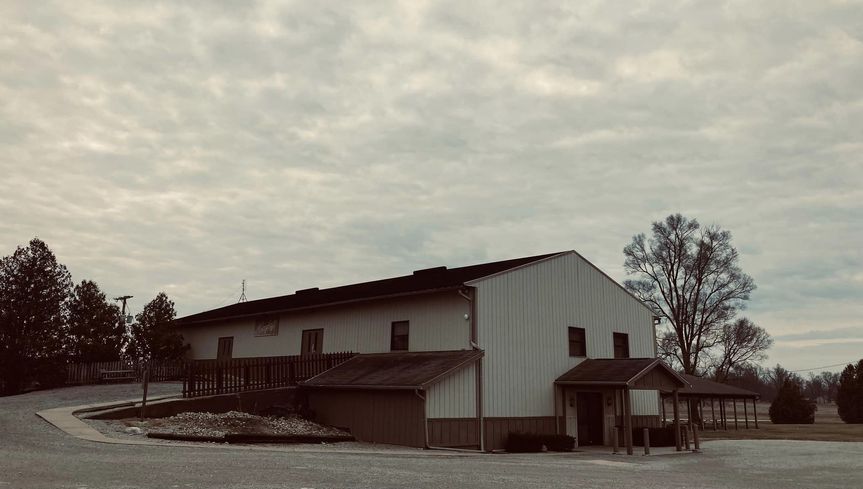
[{"x1": 2, "y1": 1, "x2": 861, "y2": 373}]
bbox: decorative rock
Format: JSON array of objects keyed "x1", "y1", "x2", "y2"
[{"x1": 125, "y1": 427, "x2": 144, "y2": 435}]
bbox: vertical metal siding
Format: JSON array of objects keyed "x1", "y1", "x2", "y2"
[
  {"x1": 179, "y1": 290, "x2": 471, "y2": 359},
  {"x1": 473, "y1": 253, "x2": 656, "y2": 417},
  {"x1": 630, "y1": 389, "x2": 660, "y2": 416},
  {"x1": 426, "y1": 363, "x2": 476, "y2": 418}
]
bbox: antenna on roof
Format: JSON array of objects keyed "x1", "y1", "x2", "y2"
[{"x1": 238, "y1": 280, "x2": 247, "y2": 303}]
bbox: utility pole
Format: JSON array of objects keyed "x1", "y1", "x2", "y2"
[
  {"x1": 238, "y1": 280, "x2": 247, "y2": 303},
  {"x1": 114, "y1": 295, "x2": 133, "y2": 350},
  {"x1": 115, "y1": 295, "x2": 133, "y2": 322}
]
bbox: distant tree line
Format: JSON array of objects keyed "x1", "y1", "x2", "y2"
[{"x1": 0, "y1": 238, "x2": 188, "y2": 395}]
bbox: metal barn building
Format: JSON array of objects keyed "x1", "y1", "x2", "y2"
[{"x1": 177, "y1": 251, "x2": 687, "y2": 451}]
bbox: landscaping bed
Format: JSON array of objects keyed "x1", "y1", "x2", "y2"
[{"x1": 94, "y1": 410, "x2": 354, "y2": 444}]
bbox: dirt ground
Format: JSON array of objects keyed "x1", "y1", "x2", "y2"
[{"x1": 700, "y1": 402, "x2": 863, "y2": 442}]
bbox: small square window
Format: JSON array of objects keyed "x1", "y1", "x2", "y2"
[
  {"x1": 391, "y1": 321, "x2": 409, "y2": 351},
  {"x1": 568, "y1": 327, "x2": 586, "y2": 357},
  {"x1": 613, "y1": 332, "x2": 630, "y2": 359}
]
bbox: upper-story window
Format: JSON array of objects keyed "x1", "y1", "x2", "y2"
[
  {"x1": 217, "y1": 336, "x2": 234, "y2": 362},
  {"x1": 568, "y1": 327, "x2": 586, "y2": 357},
  {"x1": 391, "y1": 321, "x2": 409, "y2": 351},
  {"x1": 613, "y1": 332, "x2": 630, "y2": 359},
  {"x1": 301, "y1": 328, "x2": 324, "y2": 355}
]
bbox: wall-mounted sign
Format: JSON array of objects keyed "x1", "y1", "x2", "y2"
[{"x1": 255, "y1": 316, "x2": 279, "y2": 337}]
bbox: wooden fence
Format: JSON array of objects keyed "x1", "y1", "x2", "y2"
[
  {"x1": 65, "y1": 359, "x2": 187, "y2": 385},
  {"x1": 182, "y1": 352, "x2": 356, "y2": 398}
]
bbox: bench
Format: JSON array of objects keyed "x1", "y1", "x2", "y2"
[{"x1": 99, "y1": 369, "x2": 136, "y2": 383}]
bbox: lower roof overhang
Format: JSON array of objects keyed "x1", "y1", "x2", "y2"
[{"x1": 555, "y1": 358, "x2": 690, "y2": 391}]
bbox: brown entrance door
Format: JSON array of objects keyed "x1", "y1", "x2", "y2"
[{"x1": 577, "y1": 392, "x2": 604, "y2": 445}]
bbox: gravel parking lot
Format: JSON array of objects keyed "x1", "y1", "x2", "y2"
[{"x1": 3, "y1": 383, "x2": 863, "y2": 489}]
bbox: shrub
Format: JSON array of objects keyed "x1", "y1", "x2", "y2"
[
  {"x1": 769, "y1": 380, "x2": 815, "y2": 424},
  {"x1": 505, "y1": 432, "x2": 544, "y2": 452},
  {"x1": 544, "y1": 434, "x2": 576, "y2": 452},
  {"x1": 837, "y1": 360, "x2": 863, "y2": 424},
  {"x1": 30, "y1": 356, "x2": 68, "y2": 389},
  {"x1": 505, "y1": 432, "x2": 575, "y2": 452},
  {"x1": 631, "y1": 426, "x2": 677, "y2": 447}
]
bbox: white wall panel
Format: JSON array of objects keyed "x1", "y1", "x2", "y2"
[
  {"x1": 472, "y1": 252, "x2": 656, "y2": 417},
  {"x1": 427, "y1": 363, "x2": 477, "y2": 418},
  {"x1": 179, "y1": 291, "x2": 471, "y2": 359}
]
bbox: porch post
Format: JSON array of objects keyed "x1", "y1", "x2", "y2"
[
  {"x1": 661, "y1": 396, "x2": 667, "y2": 425},
  {"x1": 672, "y1": 389, "x2": 681, "y2": 452},
  {"x1": 623, "y1": 387, "x2": 633, "y2": 455},
  {"x1": 743, "y1": 397, "x2": 749, "y2": 429},
  {"x1": 698, "y1": 399, "x2": 705, "y2": 430}
]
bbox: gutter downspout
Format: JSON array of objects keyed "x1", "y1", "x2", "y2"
[
  {"x1": 460, "y1": 286, "x2": 484, "y2": 452},
  {"x1": 415, "y1": 389, "x2": 429, "y2": 449}
]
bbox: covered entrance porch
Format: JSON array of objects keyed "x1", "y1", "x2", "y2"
[{"x1": 554, "y1": 358, "x2": 690, "y2": 454}]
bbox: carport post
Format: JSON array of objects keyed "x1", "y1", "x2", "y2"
[
  {"x1": 753, "y1": 399, "x2": 759, "y2": 429},
  {"x1": 733, "y1": 399, "x2": 739, "y2": 430},
  {"x1": 672, "y1": 389, "x2": 681, "y2": 452},
  {"x1": 698, "y1": 400, "x2": 705, "y2": 430},
  {"x1": 643, "y1": 428, "x2": 650, "y2": 456},
  {"x1": 692, "y1": 422, "x2": 700, "y2": 451},
  {"x1": 744, "y1": 398, "x2": 749, "y2": 429},
  {"x1": 711, "y1": 398, "x2": 716, "y2": 430}
]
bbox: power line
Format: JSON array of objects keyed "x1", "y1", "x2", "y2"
[{"x1": 789, "y1": 362, "x2": 853, "y2": 373}]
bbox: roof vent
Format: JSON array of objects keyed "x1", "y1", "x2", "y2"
[
  {"x1": 412, "y1": 266, "x2": 447, "y2": 276},
  {"x1": 295, "y1": 287, "x2": 319, "y2": 295}
]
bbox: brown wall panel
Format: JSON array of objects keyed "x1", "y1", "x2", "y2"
[
  {"x1": 615, "y1": 414, "x2": 662, "y2": 428},
  {"x1": 427, "y1": 418, "x2": 479, "y2": 448},
  {"x1": 483, "y1": 416, "x2": 558, "y2": 451},
  {"x1": 308, "y1": 389, "x2": 426, "y2": 448}
]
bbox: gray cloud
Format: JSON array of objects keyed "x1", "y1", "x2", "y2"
[{"x1": 1, "y1": 0, "x2": 861, "y2": 371}]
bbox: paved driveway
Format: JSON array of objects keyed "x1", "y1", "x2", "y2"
[{"x1": 2, "y1": 383, "x2": 863, "y2": 489}]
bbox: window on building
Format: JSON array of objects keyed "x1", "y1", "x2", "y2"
[
  {"x1": 217, "y1": 336, "x2": 233, "y2": 362},
  {"x1": 613, "y1": 332, "x2": 630, "y2": 359},
  {"x1": 568, "y1": 327, "x2": 586, "y2": 357},
  {"x1": 301, "y1": 328, "x2": 324, "y2": 355},
  {"x1": 391, "y1": 321, "x2": 409, "y2": 351}
]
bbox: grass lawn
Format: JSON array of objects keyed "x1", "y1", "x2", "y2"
[{"x1": 699, "y1": 402, "x2": 863, "y2": 442}]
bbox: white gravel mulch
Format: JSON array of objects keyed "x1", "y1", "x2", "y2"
[{"x1": 97, "y1": 410, "x2": 349, "y2": 439}]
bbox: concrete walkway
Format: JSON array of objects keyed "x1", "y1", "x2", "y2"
[{"x1": 4, "y1": 383, "x2": 863, "y2": 489}]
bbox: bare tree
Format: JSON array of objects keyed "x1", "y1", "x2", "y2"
[
  {"x1": 624, "y1": 214, "x2": 756, "y2": 375},
  {"x1": 711, "y1": 318, "x2": 773, "y2": 382}
]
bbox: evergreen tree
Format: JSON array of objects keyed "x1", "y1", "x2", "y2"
[
  {"x1": 127, "y1": 292, "x2": 188, "y2": 361},
  {"x1": 0, "y1": 238, "x2": 72, "y2": 393},
  {"x1": 67, "y1": 280, "x2": 125, "y2": 362},
  {"x1": 769, "y1": 378, "x2": 815, "y2": 424},
  {"x1": 837, "y1": 360, "x2": 863, "y2": 424}
]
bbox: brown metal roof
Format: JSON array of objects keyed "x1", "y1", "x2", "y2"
[
  {"x1": 178, "y1": 252, "x2": 563, "y2": 325},
  {"x1": 555, "y1": 358, "x2": 689, "y2": 388},
  {"x1": 676, "y1": 374, "x2": 760, "y2": 399},
  {"x1": 301, "y1": 350, "x2": 484, "y2": 390}
]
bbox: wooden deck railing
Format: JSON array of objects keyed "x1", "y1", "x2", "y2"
[
  {"x1": 66, "y1": 359, "x2": 187, "y2": 385},
  {"x1": 182, "y1": 351, "x2": 356, "y2": 398}
]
